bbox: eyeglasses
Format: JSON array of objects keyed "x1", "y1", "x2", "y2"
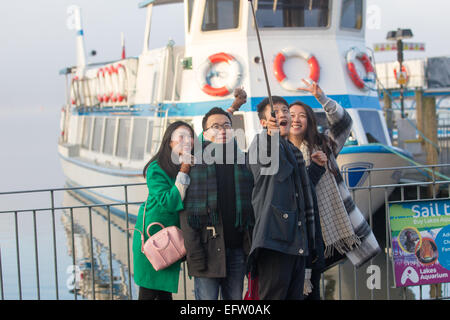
[{"x1": 205, "y1": 122, "x2": 232, "y2": 131}]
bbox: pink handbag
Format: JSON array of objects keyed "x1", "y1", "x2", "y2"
[{"x1": 134, "y1": 201, "x2": 186, "y2": 271}]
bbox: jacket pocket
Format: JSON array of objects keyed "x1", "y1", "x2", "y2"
[{"x1": 269, "y1": 205, "x2": 296, "y2": 243}]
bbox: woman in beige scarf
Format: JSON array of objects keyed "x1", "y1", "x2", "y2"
[{"x1": 289, "y1": 80, "x2": 381, "y2": 299}]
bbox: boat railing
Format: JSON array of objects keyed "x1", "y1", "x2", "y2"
[{"x1": 1, "y1": 164, "x2": 450, "y2": 300}]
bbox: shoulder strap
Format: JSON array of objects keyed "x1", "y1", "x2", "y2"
[
  {"x1": 127, "y1": 200, "x2": 148, "y2": 254},
  {"x1": 140, "y1": 199, "x2": 148, "y2": 252}
]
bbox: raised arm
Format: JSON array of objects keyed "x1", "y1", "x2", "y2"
[
  {"x1": 226, "y1": 87, "x2": 247, "y2": 115},
  {"x1": 298, "y1": 79, "x2": 353, "y2": 155}
]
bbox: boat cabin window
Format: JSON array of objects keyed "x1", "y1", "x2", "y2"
[
  {"x1": 91, "y1": 118, "x2": 104, "y2": 152},
  {"x1": 82, "y1": 117, "x2": 93, "y2": 149},
  {"x1": 130, "y1": 119, "x2": 147, "y2": 160},
  {"x1": 340, "y1": 0, "x2": 363, "y2": 30},
  {"x1": 146, "y1": 121, "x2": 154, "y2": 154},
  {"x1": 255, "y1": 0, "x2": 329, "y2": 28},
  {"x1": 116, "y1": 119, "x2": 131, "y2": 158},
  {"x1": 202, "y1": 0, "x2": 240, "y2": 31},
  {"x1": 315, "y1": 111, "x2": 358, "y2": 146},
  {"x1": 358, "y1": 110, "x2": 388, "y2": 145},
  {"x1": 103, "y1": 118, "x2": 116, "y2": 155}
]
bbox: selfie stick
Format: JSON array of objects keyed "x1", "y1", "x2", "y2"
[{"x1": 248, "y1": 0, "x2": 275, "y2": 116}]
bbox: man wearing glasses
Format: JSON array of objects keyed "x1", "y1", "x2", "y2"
[{"x1": 180, "y1": 91, "x2": 254, "y2": 300}]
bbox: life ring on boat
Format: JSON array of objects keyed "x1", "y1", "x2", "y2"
[
  {"x1": 345, "y1": 47, "x2": 376, "y2": 90},
  {"x1": 197, "y1": 52, "x2": 242, "y2": 96},
  {"x1": 70, "y1": 75, "x2": 79, "y2": 105},
  {"x1": 96, "y1": 69, "x2": 106, "y2": 103},
  {"x1": 60, "y1": 107, "x2": 66, "y2": 137},
  {"x1": 393, "y1": 63, "x2": 409, "y2": 85},
  {"x1": 103, "y1": 66, "x2": 115, "y2": 103},
  {"x1": 108, "y1": 66, "x2": 119, "y2": 103},
  {"x1": 273, "y1": 48, "x2": 320, "y2": 91},
  {"x1": 111, "y1": 63, "x2": 127, "y2": 102}
]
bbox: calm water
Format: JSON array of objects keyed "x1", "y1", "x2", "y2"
[{"x1": 0, "y1": 108, "x2": 137, "y2": 299}]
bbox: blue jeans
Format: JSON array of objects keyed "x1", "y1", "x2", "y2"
[{"x1": 194, "y1": 247, "x2": 246, "y2": 300}]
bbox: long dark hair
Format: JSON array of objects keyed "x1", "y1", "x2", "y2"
[
  {"x1": 143, "y1": 121, "x2": 195, "y2": 179},
  {"x1": 289, "y1": 101, "x2": 339, "y2": 176}
]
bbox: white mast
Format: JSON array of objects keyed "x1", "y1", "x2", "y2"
[
  {"x1": 139, "y1": 0, "x2": 155, "y2": 53},
  {"x1": 67, "y1": 5, "x2": 87, "y2": 67}
]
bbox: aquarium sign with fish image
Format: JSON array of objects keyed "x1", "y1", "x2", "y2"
[{"x1": 389, "y1": 199, "x2": 450, "y2": 287}]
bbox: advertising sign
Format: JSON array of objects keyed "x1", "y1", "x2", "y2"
[{"x1": 389, "y1": 199, "x2": 450, "y2": 287}]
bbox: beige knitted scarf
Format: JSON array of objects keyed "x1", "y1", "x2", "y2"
[{"x1": 299, "y1": 143, "x2": 361, "y2": 258}]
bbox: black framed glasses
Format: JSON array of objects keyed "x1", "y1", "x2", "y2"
[{"x1": 205, "y1": 122, "x2": 232, "y2": 131}]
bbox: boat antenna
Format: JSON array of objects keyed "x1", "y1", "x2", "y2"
[{"x1": 248, "y1": 0, "x2": 274, "y2": 116}]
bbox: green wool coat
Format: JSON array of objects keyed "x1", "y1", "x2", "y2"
[{"x1": 132, "y1": 161, "x2": 184, "y2": 293}]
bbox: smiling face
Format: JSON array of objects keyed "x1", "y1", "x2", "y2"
[
  {"x1": 260, "y1": 102, "x2": 291, "y2": 137},
  {"x1": 169, "y1": 126, "x2": 194, "y2": 155},
  {"x1": 203, "y1": 114, "x2": 233, "y2": 144},
  {"x1": 289, "y1": 104, "x2": 308, "y2": 139}
]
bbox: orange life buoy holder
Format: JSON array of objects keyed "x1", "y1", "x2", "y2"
[
  {"x1": 273, "y1": 48, "x2": 320, "y2": 91},
  {"x1": 70, "y1": 75, "x2": 80, "y2": 106},
  {"x1": 393, "y1": 63, "x2": 409, "y2": 85},
  {"x1": 197, "y1": 52, "x2": 242, "y2": 97},
  {"x1": 96, "y1": 69, "x2": 106, "y2": 103},
  {"x1": 60, "y1": 107, "x2": 66, "y2": 137},
  {"x1": 112, "y1": 63, "x2": 127, "y2": 102},
  {"x1": 346, "y1": 47, "x2": 376, "y2": 90}
]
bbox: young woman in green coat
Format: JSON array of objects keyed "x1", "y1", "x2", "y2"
[{"x1": 133, "y1": 121, "x2": 195, "y2": 300}]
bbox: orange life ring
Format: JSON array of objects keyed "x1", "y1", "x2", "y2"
[
  {"x1": 60, "y1": 107, "x2": 66, "y2": 137},
  {"x1": 197, "y1": 52, "x2": 242, "y2": 97},
  {"x1": 96, "y1": 69, "x2": 105, "y2": 103},
  {"x1": 70, "y1": 75, "x2": 79, "y2": 105},
  {"x1": 273, "y1": 48, "x2": 320, "y2": 91},
  {"x1": 103, "y1": 66, "x2": 114, "y2": 103},
  {"x1": 393, "y1": 64, "x2": 409, "y2": 85},
  {"x1": 111, "y1": 63, "x2": 127, "y2": 102},
  {"x1": 346, "y1": 48, "x2": 375, "y2": 90}
]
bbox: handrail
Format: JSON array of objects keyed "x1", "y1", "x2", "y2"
[
  {"x1": 367, "y1": 143, "x2": 450, "y2": 181},
  {"x1": 2, "y1": 163, "x2": 450, "y2": 197},
  {"x1": 2, "y1": 172, "x2": 450, "y2": 300},
  {"x1": 0, "y1": 201, "x2": 144, "y2": 215},
  {"x1": 0, "y1": 182, "x2": 145, "y2": 196}
]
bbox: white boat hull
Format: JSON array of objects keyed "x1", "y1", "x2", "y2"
[
  {"x1": 59, "y1": 145, "x2": 145, "y2": 220},
  {"x1": 337, "y1": 146, "x2": 411, "y2": 219}
]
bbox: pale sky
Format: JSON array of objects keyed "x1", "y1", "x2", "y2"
[{"x1": 0, "y1": 0, "x2": 449, "y2": 111}]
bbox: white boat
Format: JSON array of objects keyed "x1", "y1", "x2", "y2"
[{"x1": 58, "y1": 0, "x2": 412, "y2": 220}]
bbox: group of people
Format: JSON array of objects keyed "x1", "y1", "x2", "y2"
[{"x1": 132, "y1": 81, "x2": 381, "y2": 300}]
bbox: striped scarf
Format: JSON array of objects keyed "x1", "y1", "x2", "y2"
[
  {"x1": 287, "y1": 140, "x2": 316, "y2": 252},
  {"x1": 184, "y1": 139, "x2": 254, "y2": 230},
  {"x1": 300, "y1": 143, "x2": 361, "y2": 258},
  {"x1": 303, "y1": 95, "x2": 381, "y2": 268}
]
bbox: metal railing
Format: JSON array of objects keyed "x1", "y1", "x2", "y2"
[
  {"x1": 0, "y1": 183, "x2": 145, "y2": 300},
  {"x1": 1, "y1": 164, "x2": 450, "y2": 300},
  {"x1": 333, "y1": 163, "x2": 450, "y2": 300}
]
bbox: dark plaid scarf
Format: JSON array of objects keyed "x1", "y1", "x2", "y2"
[
  {"x1": 286, "y1": 139, "x2": 316, "y2": 252},
  {"x1": 184, "y1": 139, "x2": 254, "y2": 230}
]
